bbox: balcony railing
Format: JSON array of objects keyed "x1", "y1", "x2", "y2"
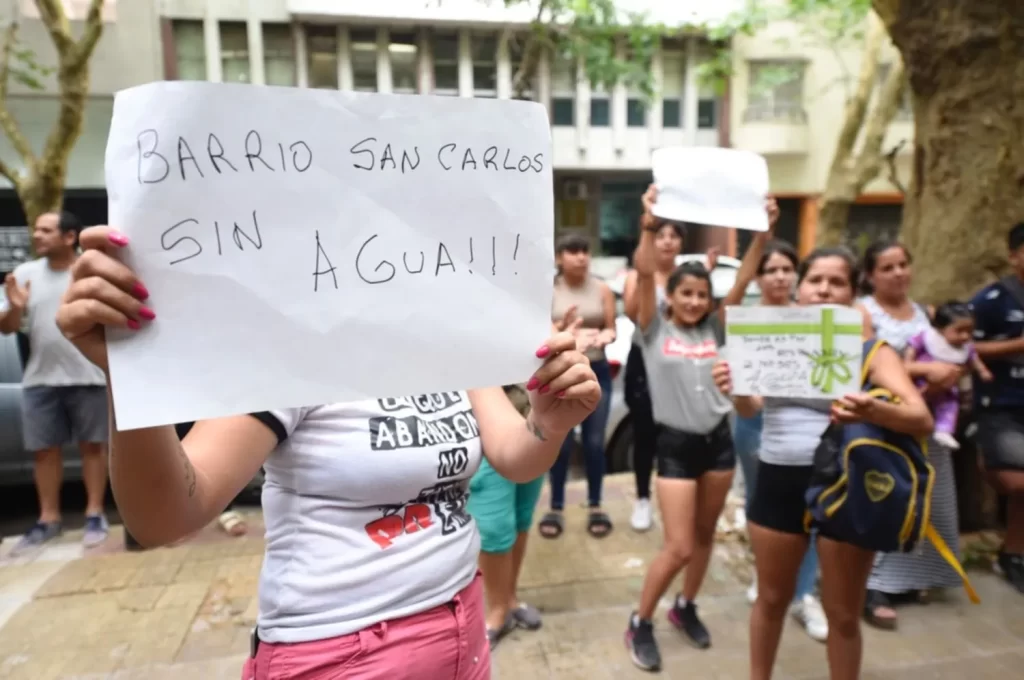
[{"x1": 742, "y1": 102, "x2": 808, "y2": 125}]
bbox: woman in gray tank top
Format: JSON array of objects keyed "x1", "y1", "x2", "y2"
[
  {"x1": 711, "y1": 247, "x2": 933, "y2": 680},
  {"x1": 625, "y1": 186, "x2": 737, "y2": 670}
]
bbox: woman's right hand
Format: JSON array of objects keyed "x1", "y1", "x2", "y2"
[
  {"x1": 640, "y1": 184, "x2": 658, "y2": 230},
  {"x1": 711, "y1": 360, "x2": 732, "y2": 396},
  {"x1": 56, "y1": 226, "x2": 155, "y2": 373}
]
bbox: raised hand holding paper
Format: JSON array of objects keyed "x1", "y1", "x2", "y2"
[
  {"x1": 726, "y1": 305, "x2": 863, "y2": 400},
  {"x1": 651, "y1": 147, "x2": 770, "y2": 232},
  {"x1": 104, "y1": 82, "x2": 554, "y2": 430}
]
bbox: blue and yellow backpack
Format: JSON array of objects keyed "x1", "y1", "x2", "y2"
[{"x1": 804, "y1": 339, "x2": 979, "y2": 604}]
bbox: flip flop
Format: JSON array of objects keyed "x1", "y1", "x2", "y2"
[
  {"x1": 218, "y1": 510, "x2": 248, "y2": 537},
  {"x1": 538, "y1": 512, "x2": 563, "y2": 539},
  {"x1": 587, "y1": 510, "x2": 613, "y2": 538},
  {"x1": 512, "y1": 602, "x2": 542, "y2": 630}
]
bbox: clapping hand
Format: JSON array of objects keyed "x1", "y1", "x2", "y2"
[{"x1": 3, "y1": 274, "x2": 29, "y2": 310}]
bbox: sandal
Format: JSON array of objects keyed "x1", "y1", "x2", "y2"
[
  {"x1": 863, "y1": 589, "x2": 898, "y2": 630},
  {"x1": 587, "y1": 510, "x2": 613, "y2": 538},
  {"x1": 538, "y1": 512, "x2": 563, "y2": 539},
  {"x1": 512, "y1": 602, "x2": 543, "y2": 630},
  {"x1": 218, "y1": 510, "x2": 248, "y2": 537},
  {"x1": 486, "y1": 613, "x2": 516, "y2": 649}
]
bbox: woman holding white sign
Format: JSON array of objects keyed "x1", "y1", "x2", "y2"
[
  {"x1": 722, "y1": 232, "x2": 829, "y2": 643},
  {"x1": 54, "y1": 226, "x2": 602, "y2": 680},
  {"x1": 624, "y1": 186, "x2": 736, "y2": 671},
  {"x1": 711, "y1": 247, "x2": 932, "y2": 680}
]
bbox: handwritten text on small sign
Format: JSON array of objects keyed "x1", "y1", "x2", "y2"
[{"x1": 726, "y1": 305, "x2": 863, "y2": 400}]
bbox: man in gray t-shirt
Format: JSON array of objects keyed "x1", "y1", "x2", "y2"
[{"x1": 0, "y1": 211, "x2": 109, "y2": 552}]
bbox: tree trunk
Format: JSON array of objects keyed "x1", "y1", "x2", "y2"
[
  {"x1": 876, "y1": 0, "x2": 1024, "y2": 303},
  {"x1": 816, "y1": 198, "x2": 854, "y2": 247}
]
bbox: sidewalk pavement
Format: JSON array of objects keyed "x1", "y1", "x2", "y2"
[{"x1": 0, "y1": 474, "x2": 1021, "y2": 679}]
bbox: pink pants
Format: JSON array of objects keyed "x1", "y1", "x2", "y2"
[{"x1": 241, "y1": 573, "x2": 490, "y2": 680}]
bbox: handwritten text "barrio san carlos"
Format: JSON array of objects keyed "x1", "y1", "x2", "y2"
[{"x1": 135, "y1": 129, "x2": 546, "y2": 183}]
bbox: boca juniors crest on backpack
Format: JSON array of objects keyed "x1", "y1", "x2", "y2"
[{"x1": 804, "y1": 339, "x2": 980, "y2": 604}]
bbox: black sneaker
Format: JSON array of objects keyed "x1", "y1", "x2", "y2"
[
  {"x1": 625, "y1": 612, "x2": 662, "y2": 672},
  {"x1": 668, "y1": 600, "x2": 711, "y2": 649},
  {"x1": 997, "y1": 552, "x2": 1024, "y2": 594}
]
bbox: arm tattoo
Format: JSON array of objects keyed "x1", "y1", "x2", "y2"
[
  {"x1": 526, "y1": 415, "x2": 547, "y2": 442},
  {"x1": 177, "y1": 446, "x2": 197, "y2": 497}
]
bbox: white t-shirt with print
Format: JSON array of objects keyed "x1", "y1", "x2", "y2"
[{"x1": 257, "y1": 391, "x2": 483, "y2": 644}]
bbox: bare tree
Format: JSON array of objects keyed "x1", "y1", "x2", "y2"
[{"x1": 0, "y1": 0, "x2": 105, "y2": 227}]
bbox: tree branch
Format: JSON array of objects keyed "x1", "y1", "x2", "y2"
[
  {"x1": 883, "y1": 140, "x2": 907, "y2": 193},
  {"x1": 32, "y1": 0, "x2": 75, "y2": 55},
  {"x1": 854, "y1": 53, "x2": 907, "y2": 187},
  {"x1": 73, "y1": 0, "x2": 105, "y2": 65},
  {"x1": 871, "y1": 0, "x2": 901, "y2": 31},
  {"x1": 829, "y1": 11, "x2": 886, "y2": 170},
  {"x1": 0, "y1": 19, "x2": 35, "y2": 181}
]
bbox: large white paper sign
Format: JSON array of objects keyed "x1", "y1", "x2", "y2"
[
  {"x1": 651, "y1": 147, "x2": 770, "y2": 232},
  {"x1": 726, "y1": 305, "x2": 863, "y2": 400},
  {"x1": 104, "y1": 82, "x2": 554, "y2": 430}
]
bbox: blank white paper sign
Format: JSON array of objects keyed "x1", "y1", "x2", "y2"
[
  {"x1": 104, "y1": 82, "x2": 554, "y2": 430},
  {"x1": 651, "y1": 147, "x2": 770, "y2": 232}
]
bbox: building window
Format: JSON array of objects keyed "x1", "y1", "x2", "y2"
[
  {"x1": 263, "y1": 24, "x2": 295, "y2": 87},
  {"x1": 388, "y1": 31, "x2": 418, "y2": 93},
  {"x1": 307, "y1": 27, "x2": 338, "y2": 89},
  {"x1": 697, "y1": 98, "x2": 716, "y2": 128},
  {"x1": 662, "y1": 99, "x2": 682, "y2": 128},
  {"x1": 350, "y1": 29, "x2": 378, "y2": 92},
  {"x1": 471, "y1": 33, "x2": 497, "y2": 97},
  {"x1": 171, "y1": 20, "x2": 206, "y2": 80},
  {"x1": 590, "y1": 97, "x2": 610, "y2": 127},
  {"x1": 508, "y1": 36, "x2": 534, "y2": 100},
  {"x1": 627, "y1": 98, "x2": 646, "y2": 127},
  {"x1": 661, "y1": 45, "x2": 684, "y2": 129},
  {"x1": 432, "y1": 31, "x2": 458, "y2": 95},
  {"x1": 746, "y1": 60, "x2": 807, "y2": 123},
  {"x1": 220, "y1": 22, "x2": 250, "y2": 83},
  {"x1": 552, "y1": 98, "x2": 575, "y2": 126}
]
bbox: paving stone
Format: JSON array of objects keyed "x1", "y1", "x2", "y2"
[{"x1": 0, "y1": 477, "x2": 1021, "y2": 678}]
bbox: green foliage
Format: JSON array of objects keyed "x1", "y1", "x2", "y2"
[
  {"x1": 505, "y1": 0, "x2": 669, "y2": 99},
  {"x1": 3, "y1": 25, "x2": 53, "y2": 91},
  {"x1": 697, "y1": 0, "x2": 873, "y2": 92}
]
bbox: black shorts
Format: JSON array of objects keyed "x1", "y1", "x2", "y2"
[
  {"x1": 748, "y1": 461, "x2": 813, "y2": 535},
  {"x1": 655, "y1": 418, "x2": 735, "y2": 480},
  {"x1": 976, "y1": 408, "x2": 1024, "y2": 471}
]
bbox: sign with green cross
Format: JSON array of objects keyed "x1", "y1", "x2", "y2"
[{"x1": 725, "y1": 305, "x2": 864, "y2": 400}]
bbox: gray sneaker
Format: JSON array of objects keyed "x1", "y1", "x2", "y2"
[
  {"x1": 82, "y1": 514, "x2": 109, "y2": 548},
  {"x1": 13, "y1": 521, "x2": 63, "y2": 554}
]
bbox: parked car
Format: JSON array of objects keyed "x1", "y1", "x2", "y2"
[
  {"x1": 597, "y1": 254, "x2": 760, "y2": 473},
  {"x1": 0, "y1": 328, "x2": 83, "y2": 486}
]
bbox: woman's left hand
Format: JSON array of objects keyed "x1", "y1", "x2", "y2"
[
  {"x1": 526, "y1": 330, "x2": 601, "y2": 437},
  {"x1": 831, "y1": 392, "x2": 878, "y2": 425}
]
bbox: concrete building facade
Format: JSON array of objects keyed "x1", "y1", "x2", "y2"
[{"x1": 0, "y1": 1, "x2": 909, "y2": 262}]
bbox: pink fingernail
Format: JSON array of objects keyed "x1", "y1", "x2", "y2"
[
  {"x1": 525, "y1": 377, "x2": 539, "y2": 391},
  {"x1": 557, "y1": 390, "x2": 566, "y2": 398},
  {"x1": 126, "y1": 319, "x2": 141, "y2": 330},
  {"x1": 138, "y1": 306, "x2": 156, "y2": 321},
  {"x1": 535, "y1": 346, "x2": 551, "y2": 358},
  {"x1": 109, "y1": 232, "x2": 129, "y2": 247},
  {"x1": 539, "y1": 384, "x2": 551, "y2": 394},
  {"x1": 132, "y1": 282, "x2": 150, "y2": 300}
]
